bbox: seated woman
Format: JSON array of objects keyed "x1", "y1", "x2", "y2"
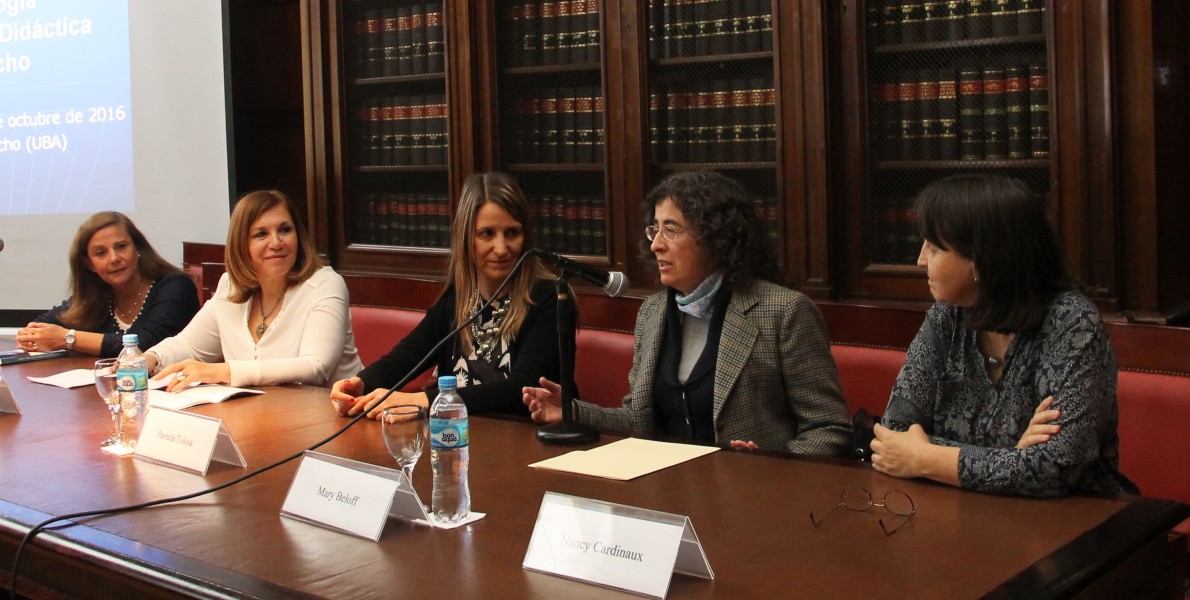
[
  {"x1": 330, "y1": 172, "x2": 571, "y2": 419},
  {"x1": 871, "y1": 174, "x2": 1138, "y2": 498},
  {"x1": 524, "y1": 171, "x2": 852, "y2": 456},
  {"x1": 146, "y1": 190, "x2": 362, "y2": 389},
  {"x1": 16, "y1": 212, "x2": 199, "y2": 357}
]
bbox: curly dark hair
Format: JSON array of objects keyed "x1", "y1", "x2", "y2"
[{"x1": 641, "y1": 170, "x2": 783, "y2": 288}]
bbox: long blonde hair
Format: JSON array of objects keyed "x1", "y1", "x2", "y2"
[{"x1": 445, "y1": 172, "x2": 546, "y2": 350}]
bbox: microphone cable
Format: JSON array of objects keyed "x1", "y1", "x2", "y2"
[{"x1": 8, "y1": 252, "x2": 533, "y2": 600}]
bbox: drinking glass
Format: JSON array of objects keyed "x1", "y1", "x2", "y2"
[
  {"x1": 381, "y1": 405, "x2": 428, "y2": 482},
  {"x1": 94, "y1": 359, "x2": 121, "y2": 448}
]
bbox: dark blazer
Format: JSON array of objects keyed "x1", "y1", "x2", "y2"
[{"x1": 575, "y1": 279, "x2": 852, "y2": 456}]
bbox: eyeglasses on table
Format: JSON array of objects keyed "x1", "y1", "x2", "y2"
[{"x1": 810, "y1": 486, "x2": 916, "y2": 536}]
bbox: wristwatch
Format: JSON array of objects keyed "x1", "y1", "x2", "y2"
[{"x1": 65, "y1": 329, "x2": 76, "y2": 350}]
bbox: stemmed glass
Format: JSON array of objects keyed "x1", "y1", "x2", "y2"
[
  {"x1": 93, "y1": 359, "x2": 121, "y2": 448},
  {"x1": 381, "y1": 405, "x2": 428, "y2": 483}
]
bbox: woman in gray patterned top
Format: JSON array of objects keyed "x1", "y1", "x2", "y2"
[
  {"x1": 871, "y1": 174, "x2": 1137, "y2": 497},
  {"x1": 524, "y1": 171, "x2": 852, "y2": 456}
]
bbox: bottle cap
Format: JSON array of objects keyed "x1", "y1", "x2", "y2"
[
  {"x1": 122, "y1": 333, "x2": 139, "y2": 345},
  {"x1": 438, "y1": 375, "x2": 457, "y2": 390}
]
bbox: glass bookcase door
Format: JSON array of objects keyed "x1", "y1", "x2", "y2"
[
  {"x1": 643, "y1": 0, "x2": 780, "y2": 266},
  {"x1": 338, "y1": 0, "x2": 451, "y2": 252},
  {"x1": 492, "y1": 0, "x2": 608, "y2": 258},
  {"x1": 840, "y1": 0, "x2": 1052, "y2": 301}
]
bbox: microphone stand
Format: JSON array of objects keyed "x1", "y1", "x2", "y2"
[{"x1": 536, "y1": 273, "x2": 599, "y2": 445}]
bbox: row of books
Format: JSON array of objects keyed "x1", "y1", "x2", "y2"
[
  {"x1": 645, "y1": 0, "x2": 772, "y2": 60},
  {"x1": 648, "y1": 79, "x2": 777, "y2": 164},
  {"x1": 503, "y1": 87, "x2": 606, "y2": 164},
  {"x1": 868, "y1": 64, "x2": 1048, "y2": 161},
  {"x1": 528, "y1": 194, "x2": 607, "y2": 256},
  {"x1": 353, "y1": 94, "x2": 448, "y2": 167},
  {"x1": 500, "y1": 0, "x2": 601, "y2": 67},
  {"x1": 352, "y1": 192, "x2": 452, "y2": 248},
  {"x1": 868, "y1": 0, "x2": 1045, "y2": 46},
  {"x1": 871, "y1": 196, "x2": 920, "y2": 264},
  {"x1": 350, "y1": 5, "x2": 446, "y2": 79}
]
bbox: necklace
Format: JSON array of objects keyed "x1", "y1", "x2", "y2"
[
  {"x1": 985, "y1": 355, "x2": 1003, "y2": 368},
  {"x1": 469, "y1": 289, "x2": 510, "y2": 361},
  {"x1": 255, "y1": 290, "x2": 284, "y2": 337},
  {"x1": 110, "y1": 279, "x2": 152, "y2": 330}
]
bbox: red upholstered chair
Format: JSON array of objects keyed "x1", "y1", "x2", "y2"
[
  {"x1": 829, "y1": 344, "x2": 906, "y2": 418},
  {"x1": 1115, "y1": 369, "x2": 1190, "y2": 538},
  {"x1": 574, "y1": 328, "x2": 634, "y2": 408},
  {"x1": 349, "y1": 306, "x2": 433, "y2": 392}
]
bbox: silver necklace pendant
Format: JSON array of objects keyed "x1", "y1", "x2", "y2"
[
  {"x1": 256, "y1": 322, "x2": 267, "y2": 337},
  {"x1": 986, "y1": 355, "x2": 1002, "y2": 367}
]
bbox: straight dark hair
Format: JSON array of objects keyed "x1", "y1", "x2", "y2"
[{"x1": 916, "y1": 174, "x2": 1075, "y2": 333}]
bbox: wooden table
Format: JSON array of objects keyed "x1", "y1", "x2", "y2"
[{"x1": 1, "y1": 355, "x2": 1186, "y2": 599}]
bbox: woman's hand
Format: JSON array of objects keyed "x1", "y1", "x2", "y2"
[
  {"x1": 153, "y1": 359, "x2": 231, "y2": 392},
  {"x1": 522, "y1": 377, "x2": 563, "y2": 424},
  {"x1": 362, "y1": 390, "x2": 429, "y2": 420},
  {"x1": 16, "y1": 322, "x2": 67, "y2": 352},
  {"x1": 1016, "y1": 396, "x2": 1060, "y2": 449},
  {"x1": 329, "y1": 377, "x2": 365, "y2": 417},
  {"x1": 729, "y1": 440, "x2": 759, "y2": 450},
  {"x1": 870, "y1": 423, "x2": 960, "y2": 486}
]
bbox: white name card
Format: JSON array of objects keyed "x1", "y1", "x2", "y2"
[
  {"x1": 0, "y1": 377, "x2": 20, "y2": 414},
  {"x1": 134, "y1": 407, "x2": 246, "y2": 475},
  {"x1": 523, "y1": 492, "x2": 714, "y2": 599},
  {"x1": 280, "y1": 451, "x2": 413, "y2": 541}
]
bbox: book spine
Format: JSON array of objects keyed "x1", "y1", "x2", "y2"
[
  {"x1": 540, "y1": 0, "x2": 559, "y2": 65},
  {"x1": 922, "y1": 1, "x2": 945, "y2": 41},
  {"x1": 730, "y1": 81, "x2": 750, "y2": 162},
  {"x1": 759, "y1": 1, "x2": 773, "y2": 51},
  {"x1": 1017, "y1": 0, "x2": 1043, "y2": 35},
  {"x1": 426, "y1": 4, "x2": 445, "y2": 74},
  {"x1": 880, "y1": 0, "x2": 900, "y2": 45},
  {"x1": 958, "y1": 67, "x2": 984, "y2": 160},
  {"x1": 380, "y1": 101, "x2": 396, "y2": 166},
  {"x1": 559, "y1": 88, "x2": 577, "y2": 163},
  {"x1": 937, "y1": 70, "x2": 959, "y2": 160},
  {"x1": 592, "y1": 93, "x2": 605, "y2": 162},
  {"x1": 898, "y1": 71, "x2": 920, "y2": 160},
  {"x1": 710, "y1": 80, "x2": 731, "y2": 163},
  {"x1": 982, "y1": 66, "x2": 1007, "y2": 159},
  {"x1": 540, "y1": 89, "x2": 560, "y2": 163},
  {"x1": 709, "y1": 5, "x2": 731, "y2": 55},
  {"x1": 867, "y1": 0, "x2": 882, "y2": 46},
  {"x1": 396, "y1": 8, "x2": 412, "y2": 76},
  {"x1": 520, "y1": 2, "x2": 541, "y2": 66},
  {"x1": 427, "y1": 94, "x2": 447, "y2": 166},
  {"x1": 550, "y1": 195, "x2": 567, "y2": 251},
  {"x1": 748, "y1": 79, "x2": 766, "y2": 161},
  {"x1": 355, "y1": 194, "x2": 374, "y2": 244},
  {"x1": 591, "y1": 197, "x2": 607, "y2": 255},
  {"x1": 557, "y1": 0, "x2": 575, "y2": 65},
  {"x1": 943, "y1": 0, "x2": 965, "y2": 41},
  {"x1": 366, "y1": 101, "x2": 383, "y2": 166},
  {"x1": 363, "y1": 11, "x2": 383, "y2": 78},
  {"x1": 585, "y1": 0, "x2": 600, "y2": 64},
  {"x1": 1004, "y1": 65, "x2": 1028, "y2": 158},
  {"x1": 761, "y1": 85, "x2": 776, "y2": 160},
  {"x1": 395, "y1": 195, "x2": 411, "y2": 246},
  {"x1": 504, "y1": 4, "x2": 523, "y2": 67},
  {"x1": 527, "y1": 96, "x2": 542, "y2": 162},
  {"x1": 1029, "y1": 64, "x2": 1049, "y2": 158},
  {"x1": 667, "y1": 89, "x2": 688, "y2": 163},
  {"x1": 578, "y1": 195, "x2": 595, "y2": 255},
  {"x1": 648, "y1": 0, "x2": 660, "y2": 61},
  {"x1": 991, "y1": 0, "x2": 1016, "y2": 37},
  {"x1": 729, "y1": 12, "x2": 746, "y2": 53},
  {"x1": 965, "y1": 0, "x2": 992, "y2": 39},
  {"x1": 381, "y1": 9, "x2": 400, "y2": 77},
  {"x1": 409, "y1": 96, "x2": 427, "y2": 166},
  {"x1": 649, "y1": 90, "x2": 666, "y2": 163},
  {"x1": 410, "y1": 8, "x2": 427, "y2": 74},
  {"x1": 899, "y1": 1, "x2": 924, "y2": 44},
  {"x1": 662, "y1": 0, "x2": 675, "y2": 58},
  {"x1": 393, "y1": 102, "x2": 412, "y2": 165},
  {"x1": 688, "y1": 82, "x2": 711, "y2": 163},
  {"x1": 375, "y1": 192, "x2": 391, "y2": 244},
  {"x1": 917, "y1": 70, "x2": 940, "y2": 160},
  {"x1": 880, "y1": 80, "x2": 901, "y2": 160},
  {"x1": 564, "y1": 195, "x2": 580, "y2": 253},
  {"x1": 692, "y1": 0, "x2": 710, "y2": 56},
  {"x1": 743, "y1": 0, "x2": 764, "y2": 52},
  {"x1": 575, "y1": 91, "x2": 595, "y2": 163},
  {"x1": 437, "y1": 194, "x2": 452, "y2": 248}
]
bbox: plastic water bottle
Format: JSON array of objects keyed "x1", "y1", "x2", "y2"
[
  {"x1": 430, "y1": 375, "x2": 470, "y2": 523},
  {"x1": 115, "y1": 333, "x2": 149, "y2": 449}
]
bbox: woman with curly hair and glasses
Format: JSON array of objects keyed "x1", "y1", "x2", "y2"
[
  {"x1": 870, "y1": 174, "x2": 1137, "y2": 497},
  {"x1": 524, "y1": 170, "x2": 851, "y2": 456}
]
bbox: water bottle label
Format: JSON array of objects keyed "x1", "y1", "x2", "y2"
[
  {"x1": 430, "y1": 417, "x2": 469, "y2": 449},
  {"x1": 116, "y1": 368, "x2": 148, "y2": 392}
]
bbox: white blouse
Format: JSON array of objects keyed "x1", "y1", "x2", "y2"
[{"x1": 147, "y1": 266, "x2": 363, "y2": 387}]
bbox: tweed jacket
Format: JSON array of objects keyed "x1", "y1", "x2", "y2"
[{"x1": 574, "y1": 280, "x2": 852, "y2": 456}]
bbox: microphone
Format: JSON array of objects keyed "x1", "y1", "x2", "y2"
[
  {"x1": 0, "y1": 237, "x2": 4, "y2": 252},
  {"x1": 530, "y1": 248, "x2": 628, "y2": 297}
]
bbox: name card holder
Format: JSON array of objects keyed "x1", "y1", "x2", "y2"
[
  {"x1": 0, "y1": 377, "x2": 20, "y2": 414},
  {"x1": 280, "y1": 451, "x2": 430, "y2": 541},
  {"x1": 523, "y1": 492, "x2": 714, "y2": 599},
  {"x1": 134, "y1": 407, "x2": 246, "y2": 475}
]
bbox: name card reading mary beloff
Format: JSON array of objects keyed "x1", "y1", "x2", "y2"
[
  {"x1": 523, "y1": 492, "x2": 713, "y2": 599},
  {"x1": 280, "y1": 451, "x2": 406, "y2": 541}
]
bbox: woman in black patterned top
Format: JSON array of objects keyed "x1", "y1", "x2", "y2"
[{"x1": 872, "y1": 175, "x2": 1137, "y2": 497}]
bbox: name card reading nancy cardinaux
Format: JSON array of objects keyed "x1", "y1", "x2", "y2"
[{"x1": 523, "y1": 492, "x2": 713, "y2": 599}]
